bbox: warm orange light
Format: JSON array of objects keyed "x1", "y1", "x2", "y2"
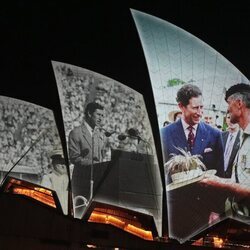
[
  {"x1": 125, "y1": 223, "x2": 153, "y2": 240},
  {"x1": 192, "y1": 237, "x2": 204, "y2": 246},
  {"x1": 213, "y1": 237, "x2": 224, "y2": 248},
  {"x1": 34, "y1": 187, "x2": 53, "y2": 195},
  {"x1": 107, "y1": 215, "x2": 125, "y2": 227},
  {"x1": 88, "y1": 211, "x2": 153, "y2": 240},
  {"x1": 4, "y1": 178, "x2": 56, "y2": 208},
  {"x1": 89, "y1": 211, "x2": 125, "y2": 229},
  {"x1": 12, "y1": 187, "x2": 56, "y2": 208}
]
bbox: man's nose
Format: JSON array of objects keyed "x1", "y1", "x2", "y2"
[{"x1": 197, "y1": 107, "x2": 203, "y2": 115}]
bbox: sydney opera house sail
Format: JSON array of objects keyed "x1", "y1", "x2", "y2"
[
  {"x1": 132, "y1": 10, "x2": 249, "y2": 128},
  {"x1": 52, "y1": 61, "x2": 163, "y2": 236},
  {"x1": 0, "y1": 96, "x2": 68, "y2": 214},
  {"x1": 132, "y1": 9, "x2": 250, "y2": 243}
]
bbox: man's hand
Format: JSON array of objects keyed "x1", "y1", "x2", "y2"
[
  {"x1": 199, "y1": 176, "x2": 250, "y2": 199},
  {"x1": 199, "y1": 176, "x2": 231, "y2": 188}
]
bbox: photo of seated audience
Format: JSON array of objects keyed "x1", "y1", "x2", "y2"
[
  {"x1": 53, "y1": 62, "x2": 156, "y2": 159},
  {"x1": 0, "y1": 96, "x2": 67, "y2": 212}
]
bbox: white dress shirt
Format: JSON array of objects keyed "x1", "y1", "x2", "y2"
[{"x1": 180, "y1": 118, "x2": 198, "y2": 140}]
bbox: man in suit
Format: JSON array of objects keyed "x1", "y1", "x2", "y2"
[
  {"x1": 161, "y1": 84, "x2": 224, "y2": 241},
  {"x1": 68, "y1": 102, "x2": 106, "y2": 213},
  {"x1": 161, "y1": 84, "x2": 224, "y2": 178},
  {"x1": 222, "y1": 113, "x2": 240, "y2": 178}
]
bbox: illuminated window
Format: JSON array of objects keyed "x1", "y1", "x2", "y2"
[
  {"x1": 87, "y1": 204, "x2": 154, "y2": 241},
  {"x1": 2, "y1": 177, "x2": 58, "y2": 209}
]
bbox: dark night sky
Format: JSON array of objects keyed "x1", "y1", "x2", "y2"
[{"x1": 1, "y1": 0, "x2": 250, "y2": 162}]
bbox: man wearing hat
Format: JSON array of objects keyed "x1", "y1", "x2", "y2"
[
  {"x1": 41, "y1": 148, "x2": 69, "y2": 214},
  {"x1": 201, "y1": 83, "x2": 250, "y2": 221}
]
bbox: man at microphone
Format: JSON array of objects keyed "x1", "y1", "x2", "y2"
[{"x1": 68, "y1": 102, "x2": 106, "y2": 204}]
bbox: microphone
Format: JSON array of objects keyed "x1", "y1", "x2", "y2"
[
  {"x1": 127, "y1": 128, "x2": 153, "y2": 155},
  {"x1": 127, "y1": 128, "x2": 142, "y2": 141},
  {"x1": 117, "y1": 129, "x2": 141, "y2": 141},
  {"x1": 118, "y1": 134, "x2": 127, "y2": 141},
  {"x1": 95, "y1": 126, "x2": 116, "y2": 138},
  {"x1": 104, "y1": 131, "x2": 115, "y2": 137}
]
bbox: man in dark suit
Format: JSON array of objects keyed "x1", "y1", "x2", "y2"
[
  {"x1": 161, "y1": 84, "x2": 224, "y2": 242},
  {"x1": 161, "y1": 84, "x2": 224, "y2": 178},
  {"x1": 222, "y1": 113, "x2": 240, "y2": 178},
  {"x1": 68, "y1": 102, "x2": 106, "y2": 215}
]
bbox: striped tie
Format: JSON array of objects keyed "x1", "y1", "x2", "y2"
[{"x1": 187, "y1": 126, "x2": 195, "y2": 151}]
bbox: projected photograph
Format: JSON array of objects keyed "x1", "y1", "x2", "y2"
[
  {"x1": 133, "y1": 10, "x2": 250, "y2": 243},
  {"x1": 52, "y1": 61, "x2": 162, "y2": 236},
  {"x1": 0, "y1": 96, "x2": 68, "y2": 214}
]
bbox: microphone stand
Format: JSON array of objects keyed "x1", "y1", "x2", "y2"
[
  {"x1": 88, "y1": 125, "x2": 113, "y2": 204},
  {"x1": 89, "y1": 125, "x2": 98, "y2": 203},
  {"x1": 139, "y1": 137, "x2": 153, "y2": 155}
]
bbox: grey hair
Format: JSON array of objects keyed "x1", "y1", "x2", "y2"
[{"x1": 228, "y1": 92, "x2": 250, "y2": 109}]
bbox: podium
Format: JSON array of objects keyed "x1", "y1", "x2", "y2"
[
  {"x1": 72, "y1": 149, "x2": 162, "y2": 236},
  {"x1": 93, "y1": 150, "x2": 159, "y2": 208}
]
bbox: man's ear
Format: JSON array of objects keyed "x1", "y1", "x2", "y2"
[
  {"x1": 86, "y1": 111, "x2": 91, "y2": 119},
  {"x1": 178, "y1": 102, "x2": 184, "y2": 112},
  {"x1": 236, "y1": 99, "x2": 244, "y2": 109}
]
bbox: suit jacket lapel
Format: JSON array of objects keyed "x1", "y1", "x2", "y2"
[
  {"x1": 222, "y1": 132, "x2": 229, "y2": 146},
  {"x1": 229, "y1": 130, "x2": 241, "y2": 165},
  {"x1": 81, "y1": 123, "x2": 92, "y2": 149},
  {"x1": 192, "y1": 122, "x2": 207, "y2": 155},
  {"x1": 173, "y1": 119, "x2": 188, "y2": 151}
]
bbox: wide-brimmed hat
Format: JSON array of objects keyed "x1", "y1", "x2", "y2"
[
  {"x1": 168, "y1": 110, "x2": 182, "y2": 123},
  {"x1": 166, "y1": 169, "x2": 217, "y2": 191}
]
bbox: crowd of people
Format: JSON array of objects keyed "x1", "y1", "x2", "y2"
[
  {"x1": 54, "y1": 64, "x2": 154, "y2": 159},
  {"x1": 0, "y1": 96, "x2": 61, "y2": 183}
]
